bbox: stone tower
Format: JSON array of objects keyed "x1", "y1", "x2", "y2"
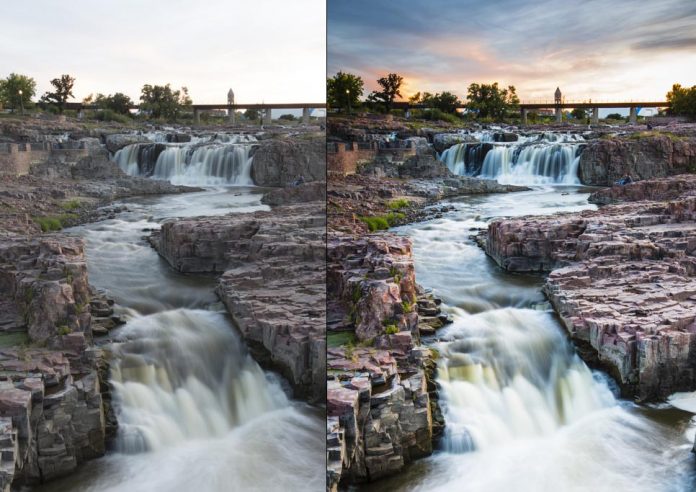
[
  {"x1": 227, "y1": 88, "x2": 235, "y2": 105},
  {"x1": 554, "y1": 87, "x2": 562, "y2": 105}
]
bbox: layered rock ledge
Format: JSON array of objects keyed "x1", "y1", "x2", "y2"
[
  {"x1": 0, "y1": 236, "x2": 110, "y2": 490},
  {"x1": 149, "y1": 199, "x2": 326, "y2": 404},
  {"x1": 578, "y1": 134, "x2": 696, "y2": 186},
  {"x1": 483, "y1": 175, "x2": 696, "y2": 401},
  {"x1": 326, "y1": 233, "x2": 444, "y2": 489}
]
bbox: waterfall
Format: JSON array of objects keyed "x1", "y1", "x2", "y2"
[
  {"x1": 438, "y1": 308, "x2": 615, "y2": 453},
  {"x1": 110, "y1": 309, "x2": 287, "y2": 453},
  {"x1": 113, "y1": 136, "x2": 256, "y2": 186},
  {"x1": 440, "y1": 132, "x2": 584, "y2": 185}
]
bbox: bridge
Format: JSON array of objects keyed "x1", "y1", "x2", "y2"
[
  {"x1": 518, "y1": 100, "x2": 669, "y2": 124},
  {"x1": 391, "y1": 100, "x2": 669, "y2": 124},
  {"x1": 64, "y1": 102, "x2": 327, "y2": 125}
]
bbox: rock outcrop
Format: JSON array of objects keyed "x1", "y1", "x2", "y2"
[
  {"x1": 0, "y1": 236, "x2": 108, "y2": 490},
  {"x1": 326, "y1": 233, "x2": 444, "y2": 489},
  {"x1": 483, "y1": 175, "x2": 696, "y2": 400},
  {"x1": 578, "y1": 134, "x2": 696, "y2": 186},
  {"x1": 250, "y1": 137, "x2": 325, "y2": 186},
  {"x1": 149, "y1": 202, "x2": 326, "y2": 403}
]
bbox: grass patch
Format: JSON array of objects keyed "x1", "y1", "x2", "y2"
[
  {"x1": 328, "y1": 331, "x2": 357, "y2": 348},
  {"x1": 388, "y1": 198, "x2": 410, "y2": 210},
  {"x1": 33, "y1": 213, "x2": 79, "y2": 232},
  {"x1": 57, "y1": 325, "x2": 71, "y2": 336},
  {"x1": 60, "y1": 199, "x2": 81, "y2": 211},
  {"x1": 359, "y1": 212, "x2": 406, "y2": 232}
]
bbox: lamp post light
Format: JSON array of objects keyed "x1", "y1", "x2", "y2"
[
  {"x1": 18, "y1": 89, "x2": 24, "y2": 115},
  {"x1": 346, "y1": 89, "x2": 351, "y2": 114}
]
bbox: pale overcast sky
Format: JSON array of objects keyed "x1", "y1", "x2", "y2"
[
  {"x1": 329, "y1": 0, "x2": 696, "y2": 103},
  {"x1": 1, "y1": 0, "x2": 326, "y2": 104}
]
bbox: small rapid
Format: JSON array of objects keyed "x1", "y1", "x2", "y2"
[
  {"x1": 363, "y1": 188, "x2": 696, "y2": 492},
  {"x1": 440, "y1": 131, "x2": 584, "y2": 185}
]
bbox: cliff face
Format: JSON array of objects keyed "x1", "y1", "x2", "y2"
[
  {"x1": 482, "y1": 175, "x2": 696, "y2": 401},
  {"x1": 326, "y1": 233, "x2": 444, "y2": 489},
  {"x1": 150, "y1": 202, "x2": 326, "y2": 404},
  {"x1": 250, "y1": 137, "x2": 325, "y2": 186},
  {"x1": 0, "y1": 236, "x2": 108, "y2": 489},
  {"x1": 578, "y1": 135, "x2": 696, "y2": 185}
]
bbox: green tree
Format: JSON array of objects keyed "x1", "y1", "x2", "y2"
[
  {"x1": 570, "y1": 108, "x2": 587, "y2": 120},
  {"x1": 244, "y1": 108, "x2": 259, "y2": 120},
  {"x1": 422, "y1": 91, "x2": 462, "y2": 113},
  {"x1": 94, "y1": 92, "x2": 134, "y2": 115},
  {"x1": 605, "y1": 113, "x2": 624, "y2": 120},
  {"x1": 40, "y1": 74, "x2": 76, "y2": 112},
  {"x1": 139, "y1": 84, "x2": 191, "y2": 120},
  {"x1": 369, "y1": 73, "x2": 404, "y2": 112},
  {"x1": 279, "y1": 113, "x2": 296, "y2": 121},
  {"x1": 0, "y1": 73, "x2": 36, "y2": 112},
  {"x1": 667, "y1": 83, "x2": 696, "y2": 119},
  {"x1": 465, "y1": 83, "x2": 519, "y2": 119},
  {"x1": 327, "y1": 71, "x2": 363, "y2": 112}
]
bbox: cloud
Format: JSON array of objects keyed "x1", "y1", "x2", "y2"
[{"x1": 328, "y1": 0, "x2": 696, "y2": 101}]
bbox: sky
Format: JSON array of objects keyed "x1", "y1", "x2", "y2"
[
  {"x1": 328, "y1": 0, "x2": 696, "y2": 105},
  {"x1": 1, "y1": 0, "x2": 326, "y2": 105}
]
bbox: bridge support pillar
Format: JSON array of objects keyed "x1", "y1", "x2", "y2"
[
  {"x1": 228, "y1": 107, "x2": 236, "y2": 125},
  {"x1": 302, "y1": 107, "x2": 310, "y2": 125},
  {"x1": 555, "y1": 107, "x2": 562, "y2": 123},
  {"x1": 521, "y1": 108, "x2": 528, "y2": 125},
  {"x1": 629, "y1": 106, "x2": 637, "y2": 124},
  {"x1": 194, "y1": 108, "x2": 200, "y2": 125},
  {"x1": 591, "y1": 107, "x2": 599, "y2": 125},
  {"x1": 263, "y1": 108, "x2": 272, "y2": 125}
]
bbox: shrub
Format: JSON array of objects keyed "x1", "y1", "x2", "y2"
[
  {"x1": 360, "y1": 216, "x2": 390, "y2": 232},
  {"x1": 57, "y1": 325, "x2": 71, "y2": 336},
  {"x1": 385, "y1": 324, "x2": 399, "y2": 335}
]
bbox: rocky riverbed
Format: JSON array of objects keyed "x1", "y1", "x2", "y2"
[
  {"x1": 148, "y1": 183, "x2": 327, "y2": 403},
  {"x1": 0, "y1": 116, "x2": 327, "y2": 491},
  {"x1": 481, "y1": 174, "x2": 696, "y2": 401}
]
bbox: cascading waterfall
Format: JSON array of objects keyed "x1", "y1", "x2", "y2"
[
  {"x1": 113, "y1": 134, "x2": 256, "y2": 186},
  {"x1": 439, "y1": 307, "x2": 615, "y2": 453},
  {"x1": 440, "y1": 131, "x2": 584, "y2": 185},
  {"x1": 111, "y1": 309, "x2": 285, "y2": 453}
]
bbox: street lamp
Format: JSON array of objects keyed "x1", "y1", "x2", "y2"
[
  {"x1": 18, "y1": 89, "x2": 24, "y2": 115},
  {"x1": 346, "y1": 89, "x2": 351, "y2": 114}
]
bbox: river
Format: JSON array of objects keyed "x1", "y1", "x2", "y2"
[
  {"x1": 31, "y1": 187, "x2": 324, "y2": 492},
  {"x1": 363, "y1": 186, "x2": 696, "y2": 492}
]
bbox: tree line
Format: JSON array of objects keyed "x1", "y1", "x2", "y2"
[
  {"x1": 328, "y1": 71, "x2": 696, "y2": 121},
  {"x1": 0, "y1": 72, "x2": 240, "y2": 122},
  {"x1": 327, "y1": 71, "x2": 519, "y2": 120}
]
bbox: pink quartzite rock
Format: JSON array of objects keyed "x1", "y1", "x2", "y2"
[{"x1": 484, "y1": 175, "x2": 696, "y2": 400}]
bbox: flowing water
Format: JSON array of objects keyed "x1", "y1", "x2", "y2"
[
  {"x1": 362, "y1": 187, "x2": 696, "y2": 492},
  {"x1": 114, "y1": 133, "x2": 257, "y2": 186},
  {"x1": 440, "y1": 131, "x2": 585, "y2": 185},
  {"x1": 32, "y1": 187, "x2": 324, "y2": 492}
]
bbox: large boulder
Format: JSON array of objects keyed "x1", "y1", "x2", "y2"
[
  {"x1": 250, "y1": 137, "x2": 325, "y2": 186},
  {"x1": 578, "y1": 135, "x2": 696, "y2": 185}
]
